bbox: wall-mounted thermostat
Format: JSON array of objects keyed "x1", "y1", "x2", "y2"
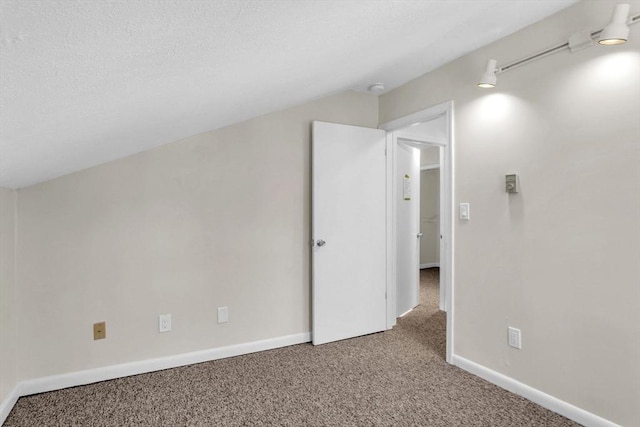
[{"x1": 506, "y1": 174, "x2": 519, "y2": 193}]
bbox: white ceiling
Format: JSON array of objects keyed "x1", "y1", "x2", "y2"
[{"x1": 0, "y1": 0, "x2": 578, "y2": 189}]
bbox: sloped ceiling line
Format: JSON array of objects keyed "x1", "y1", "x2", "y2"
[{"x1": 0, "y1": 0, "x2": 577, "y2": 189}]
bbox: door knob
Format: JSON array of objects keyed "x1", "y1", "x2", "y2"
[
  {"x1": 417, "y1": 233, "x2": 424, "y2": 238},
  {"x1": 316, "y1": 239, "x2": 326, "y2": 247}
]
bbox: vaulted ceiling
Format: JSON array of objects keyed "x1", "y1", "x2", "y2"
[{"x1": 0, "y1": 0, "x2": 577, "y2": 188}]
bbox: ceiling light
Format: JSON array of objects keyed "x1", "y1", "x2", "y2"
[
  {"x1": 477, "y1": 59, "x2": 497, "y2": 88},
  {"x1": 368, "y1": 83, "x2": 385, "y2": 93},
  {"x1": 599, "y1": 3, "x2": 630, "y2": 45}
]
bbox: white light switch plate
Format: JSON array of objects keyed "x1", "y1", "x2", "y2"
[{"x1": 459, "y1": 203, "x2": 470, "y2": 220}]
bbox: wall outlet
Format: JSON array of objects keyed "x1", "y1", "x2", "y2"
[
  {"x1": 159, "y1": 314, "x2": 171, "y2": 332},
  {"x1": 217, "y1": 306, "x2": 229, "y2": 324},
  {"x1": 508, "y1": 326, "x2": 521, "y2": 349},
  {"x1": 93, "y1": 321, "x2": 106, "y2": 340}
]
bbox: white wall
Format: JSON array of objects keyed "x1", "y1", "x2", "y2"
[
  {"x1": 380, "y1": 1, "x2": 640, "y2": 426},
  {"x1": 0, "y1": 187, "x2": 17, "y2": 401},
  {"x1": 420, "y1": 146, "x2": 440, "y2": 167},
  {"x1": 420, "y1": 146, "x2": 440, "y2": 268},
  {"x1": 419, "y1": 167, "x2": 439, "y2": 266},
  {"x1": 16, "y1": 91, "x2": 378, "y2": 380}
]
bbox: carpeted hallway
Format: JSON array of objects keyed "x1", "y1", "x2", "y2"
[{"x1": 4, "y1": 269, "x2": 579, "y2": 426}]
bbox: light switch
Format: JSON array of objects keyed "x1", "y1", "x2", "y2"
[{"x1": 459, "y1": 203, "x2": 470, "y2": 220}]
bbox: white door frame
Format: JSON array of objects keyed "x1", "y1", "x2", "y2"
[{"x1": 380, "y1": 101, "x2": 454, "y2": 364}]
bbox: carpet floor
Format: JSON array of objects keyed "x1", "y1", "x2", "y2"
[{"x1": 4, "y1": 269, "x2": 580, "y2": 426}]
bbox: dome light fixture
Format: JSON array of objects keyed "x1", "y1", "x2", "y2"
[
  {"x1": 368, "y1": 83, "x2": 385, "y2": 93},
  {"x1": 477, "y1": 59, "x2": 498, "y2": 89},
  {"x1": 599, "y1": 3, "x2": 630, "y2": 45}
]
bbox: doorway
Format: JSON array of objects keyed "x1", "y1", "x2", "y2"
[
  {"x1": 309, "y1": 102, "x2": 453, "y2": 361},
  {"x1": 420, "y1": 153, "x2": 440, "y2": 271},
  {"x1": 394, "y1": 138, "x2": 443, "y2": 315},
  {"x1": 380, "y1": 101, "x2": 454, "y2": 363}
]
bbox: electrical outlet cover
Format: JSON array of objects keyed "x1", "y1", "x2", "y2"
[
  {"x1": 159, "y1": 314, "x2": 172, "y2": 332},
  {"x1": 508, "y1": 326, "x2": 521, "y2": 349},
  {"x1": 93, "y1": 322, "x2": 106, "y2": 340},
  {"x1": 217, "y1": 306, "x2": 229, "y2": 324}
]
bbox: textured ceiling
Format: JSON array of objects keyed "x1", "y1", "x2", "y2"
[{"x1": 0, "y1": 0, "x2": 578, "y2": 188}]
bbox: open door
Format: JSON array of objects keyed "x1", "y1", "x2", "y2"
[
  {"x1": 312, "y1": 121, "x2": 387, "y2": 345},
  {"x1": 395, "y1": 139, "x2": 420, "y2": 317}
]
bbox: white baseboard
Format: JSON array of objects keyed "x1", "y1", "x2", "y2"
[
  {"x1": 452, "y1": 355, "x2": 621, "y2": 427},
  {"x1": 2, "y1": 339, "x2": 618, "y2": 427},
  {"x1": 1, "y1": 332, "x2": 311, "y2": 425},
  {"x1": 0, "y1": 385, "x2": 20, "y2": 425},
  {"x1": 398, "y1": 308, "x2": 413, "y2": 318},
  {"x1": 420, "y1": 263, "x2": 439, "y2": 269}
]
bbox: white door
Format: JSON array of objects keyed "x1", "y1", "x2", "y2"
[
  {"x1": 312, "y1": 121, "x2": 387, "y2": 345},
  {"x1": 395, "y1": 140, "x2": 420, "y2": 317}
]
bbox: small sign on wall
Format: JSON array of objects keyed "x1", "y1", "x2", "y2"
[{"x1": 403, "y1": 174, "x2": 411, "y2": 200}]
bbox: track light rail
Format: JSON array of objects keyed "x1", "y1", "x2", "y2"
[{"x1": 496, "y1": 13, "x2": 640, "y2": 75}]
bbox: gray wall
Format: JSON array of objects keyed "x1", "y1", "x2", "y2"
[{"x1": 0, "y1": 187, "x2": 16, "y2": 402}]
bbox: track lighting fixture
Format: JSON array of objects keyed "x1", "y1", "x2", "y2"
[
  {"x1": 599, "y1": 3, "x2": 630, "y2": 45},
  {"x1": 477, "y1": 59, "x2": 497, "y2": 88},
  {"x1": 477, "y1": 3, "x2": 638, "y2": 88}
]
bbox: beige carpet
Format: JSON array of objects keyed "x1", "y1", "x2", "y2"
[{"x1": 4, "y1": 269, "x2": 580, "y2": 426}]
